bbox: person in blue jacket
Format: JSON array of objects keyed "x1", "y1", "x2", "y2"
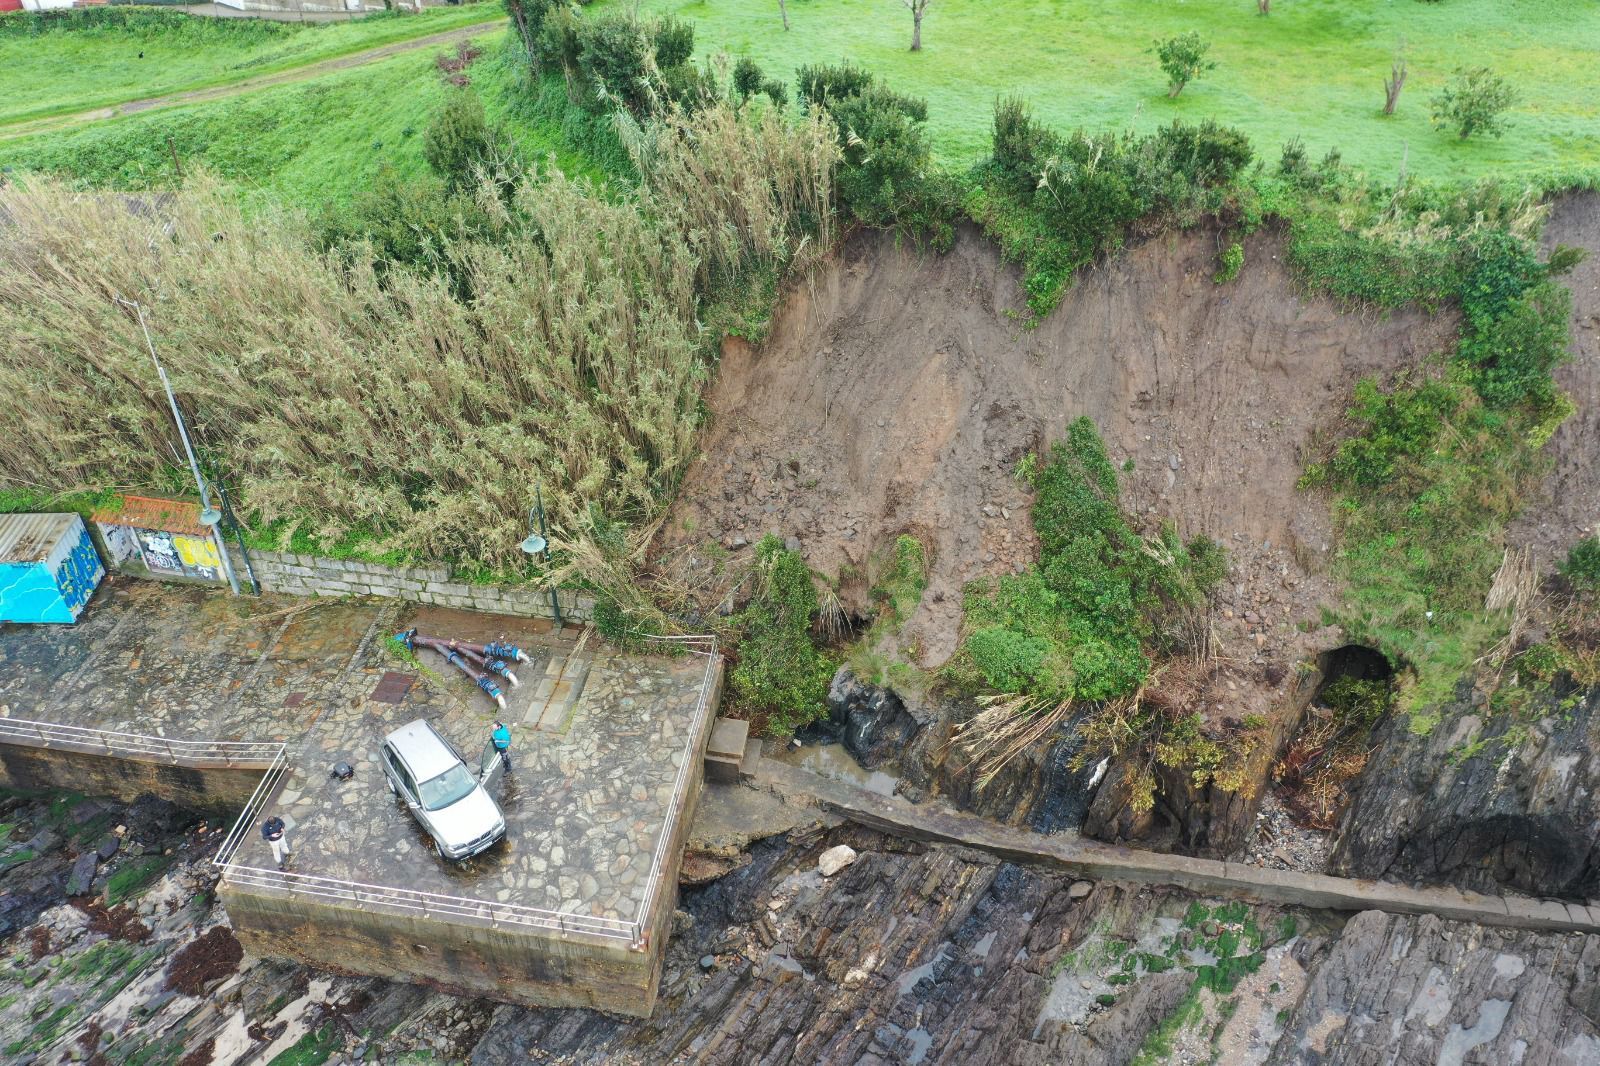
[{"x1": 491, "y1": 720, "x2": 513, "y2": 772}]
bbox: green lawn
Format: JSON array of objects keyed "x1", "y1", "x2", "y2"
[
  {"x1": 0, "y1": 4, "x2": 502, "y2": 127},
  {"x1": 0, "y1": 33, "x2": 605, "y2": 205},
  {"x1": 619, "y1": 0, "x2": 1599, "y2": 181}
]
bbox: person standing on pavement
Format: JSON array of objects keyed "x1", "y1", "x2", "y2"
[
  {"x1": 261, "y1": 815, "x2": 291, "y2": 870},
  {"x1": 491, "y1": 720, "x2": 513, "y2": 771}
]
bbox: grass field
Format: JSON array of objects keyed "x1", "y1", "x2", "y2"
[
  {"x1": 0, "y1": 33, "x2": 606, "y2": 205},
  {"x1": 621, "y1": 0, "x2": 1599, "y2": 181},
  {"x1": 0, "y1": 4, "x2": 501, "y2": 127}
]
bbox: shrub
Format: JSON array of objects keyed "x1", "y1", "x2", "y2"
[
  {"x1": 973, "y1": 100, "x2": 1252, "y2": 315},
  {"x1": 422, "y1": 89, "x2": 502, "y2": 190},
  {"x1": 732, "y1": 56, "x2": 765, "y2": 100},
  {"x1": 796, "y1": 62, "x2": 875, "y2": 109},
  {"x1": 1151, "y1": 31, "x2": 1216, "y2": 98},
  {"x1": 956, "y1": 417, "x2": 1225, "y2": 706},
  {"x1": 729, "y1": 536, "x2": 835, "y2": 734},
  {"x1": 652, "y1": 14, "x2": 694, "y2": 69},
  {"x1": 1430, "y1": 67, "x2": 1517, "y2": 140},
  {"x1": 316, "y1": 165, "x2": 494, "y2": 293},
  {"x1": 1562, "y1": 538, "x2": 1600, "y2": 591},
  {"x1": 1213, "y1": 241, "x2": 1243, "y2": 284}
]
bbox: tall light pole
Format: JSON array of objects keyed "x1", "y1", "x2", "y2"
[
  {"x1": 117, "y1": 297, "x2": 241, "y2": 597},
  {"x1": 520, "y1": 483, "x2": 561, "y2": 626}
]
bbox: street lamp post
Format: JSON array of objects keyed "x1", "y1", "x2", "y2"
[
  {"x1": 118, "y1": 298, "x2": 241, "y2": 597},
  {"x1": 520, "y1": 484, "x2": 562, "y2": 627}
]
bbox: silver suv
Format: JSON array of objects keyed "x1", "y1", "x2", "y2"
[{"x1": 380, "y1": 719, "x2": 506, "y2": 861}]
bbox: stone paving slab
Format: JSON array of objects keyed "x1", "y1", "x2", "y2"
[{"x1": 0, "y1": 581, "x2": 719, "y2": 935}]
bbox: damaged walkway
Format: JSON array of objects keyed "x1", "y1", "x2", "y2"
[{"x1": 754, "y1": 759, "x2": 1600, "y2": 937}]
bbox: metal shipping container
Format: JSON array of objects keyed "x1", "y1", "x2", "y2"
[{"x1": 0, "y1": 513, "x2": 106, "y2": 624}]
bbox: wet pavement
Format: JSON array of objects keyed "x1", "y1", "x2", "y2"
[{"x1": 0, "y1": 578, "x2": 718, "y2": 933}]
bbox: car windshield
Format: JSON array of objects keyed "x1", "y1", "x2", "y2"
[{"x1": 417, "y1": 763, "x2": 477, "y2": 811}]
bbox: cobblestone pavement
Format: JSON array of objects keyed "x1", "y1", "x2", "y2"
[{"x1": 0, "y1": 579, "x2": 717, "y2": 930}]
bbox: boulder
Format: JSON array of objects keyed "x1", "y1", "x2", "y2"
[
  {"x1": 817, "y1": 845, "x2": 858, "y2": 877},
  {"x1": 64, "y1": 852, "x2": 98, "y2": 897}
]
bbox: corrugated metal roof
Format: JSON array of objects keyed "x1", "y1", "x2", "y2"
[
  {"x1": 0, "y1": 512, "x2": 78, "y2": 565},
  {"x1": 91, "y1": 494, "x2": 207, "y2": 537}
]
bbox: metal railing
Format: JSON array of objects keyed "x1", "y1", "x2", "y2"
[
  {"x1": 0, "y1": 715, "x2": 285, "y2": 768},
  {"x1": 200, "y1": 633, "x2": 723, "y2": 948},
  {"x1": 635, "y1": 634, "x2": 721, "y2": 948}
]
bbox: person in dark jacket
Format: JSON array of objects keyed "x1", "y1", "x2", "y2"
[{"x1": 261, "y1": 815, "x2": 291, "y2": 870}]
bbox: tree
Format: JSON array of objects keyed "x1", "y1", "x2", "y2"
[
  {"x1": 1151, "y1": 32, "x2": 1215, "y2": 98},
  {"x1": 778, "y1": 0, "x2": 789, "y2": 30},
  {"x1": 1257, "y1": 0, "x2": 1269, "y2": 13},
  {"x1": 1382, "y1": 42, "x2": 1408, "y2": 114},
  {"x1": 903, "y1": 0, "x2": 930, "y2": 51},
  {"x1": 1431, "y1": 67, "x2": 1517, "y2": 139}
]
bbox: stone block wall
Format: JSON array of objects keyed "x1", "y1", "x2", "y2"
[
  {"x1": 225, "y1": 548, "x2": 593, "y2": 622},
  {"x1": 0, "y1": 741, "x2": 270, "y2": 816}
]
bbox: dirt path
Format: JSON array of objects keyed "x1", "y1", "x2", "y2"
[
  {"x1": 0, "y1": 18, "x2": 506, "y2": 142},
  {"x1": 754, "y1": 757, "x2": 1600, "y2": 936}
]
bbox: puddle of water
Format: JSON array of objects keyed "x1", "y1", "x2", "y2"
[
  {"x1": 771, "y1": 742, "x2": 900, "y2": 796},
  {"x1": 904, "y1": 1028, "x2": 934, "y2": 1065},
  {"x1": 972, "y1": 930, "x2": 997, "y2": 959},
  {"x1": 896, "y1": 942, "x2": 951, "y2": 996}
]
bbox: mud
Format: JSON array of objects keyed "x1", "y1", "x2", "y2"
[
  {"x1": 1508, "y1": 191, "x2": 1600, "y2": 563},
  {"x1": 658, "y1": 222, "x2": 1455, "y2": 671}
]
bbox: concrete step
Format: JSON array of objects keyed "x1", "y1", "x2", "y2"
[
  {"x1": 739, "y1": 735, "x2": 763, "y2": 782},
  {"x1": 704, "y1": 717, "x2": 749, "y2": 785}
]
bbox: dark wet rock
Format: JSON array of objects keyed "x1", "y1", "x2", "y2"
[
  {"x1": 26, "y1": 829, "x2": 62, "y2": 856},
  {"x1": 96, "y1": 834, "x2": 120, "y2": 861},
  {"x1": 467, "y1": 831, "x2": 1129, "y2": 1065},
  {"x1": 806, "y1": 668, "x2": 924, "y2": 771},
  {"x1": 65, "y1": 852, "x2": 98, "y2": 897},
  {"x1": 1269, "y1": 910, "x2": 1600, "y2": 1065},
  {"x1": 1331, "y1": 682, "x2": 1600, "y2": 899}
]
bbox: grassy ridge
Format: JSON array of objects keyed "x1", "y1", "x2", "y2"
[
  {"x1": 0, "y1": 36, "x2": 605, "y2": 206},
  {"x1": 618, "y1": 0, "x2": 1598, "y2": 181},
  {"x1": 0, "y1": 4, "x2": 501, "y2": 127}
]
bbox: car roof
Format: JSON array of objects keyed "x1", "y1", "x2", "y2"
[{"x1": 383, "y1": 718, "x2": 462, "y2": 781}]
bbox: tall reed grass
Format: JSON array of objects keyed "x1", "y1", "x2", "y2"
[{"x1": 0, "y1": 100, "x2": 837, "y2": 579}]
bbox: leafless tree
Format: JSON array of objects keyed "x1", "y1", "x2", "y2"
[
  {"x1": 903, "y1": 0, "x2": 930, "y2": 51},
  {"x1": 779, "y1": 0, "x2": 789, "y2": 30},
  {"x1": 1384, "y1": 49, "x2": 1408, "y2": 115},
  {"x1": 1257, "y1": 0, "x2": 1269, "y2": 13}
]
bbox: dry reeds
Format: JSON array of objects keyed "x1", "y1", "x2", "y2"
[{"x1": 0, "y1": 101, "x2": 838, "y2": 584}]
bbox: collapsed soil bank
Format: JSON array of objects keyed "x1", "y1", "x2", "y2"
[{"x1": 660, "y1": 221, "x2": 1455, "y2": 670}]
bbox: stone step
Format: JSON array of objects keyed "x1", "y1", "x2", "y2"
[
  {"x1": 704, "y1": 717, "x2": 749, "y2": 785},
  {"x1": 739, "y1": 735, "x2": 763, "y2": 782}
]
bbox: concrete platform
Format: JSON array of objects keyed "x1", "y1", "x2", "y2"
[{"x1": 0, "y1": 580, "x2": 722, "y2": 1015}]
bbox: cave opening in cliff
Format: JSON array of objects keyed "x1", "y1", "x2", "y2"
[
  {"x1": 1277, "y1": 645, "x2": 1396, "y2": 830},
  {"x1": 1314, "y1": 644, "x2": 1394, "y2": 692}
]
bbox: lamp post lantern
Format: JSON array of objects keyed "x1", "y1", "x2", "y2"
[{"x1": 520, "y1": 484, "x2": 561, "y2": 626}]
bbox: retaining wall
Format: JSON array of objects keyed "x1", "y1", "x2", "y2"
[
  {"x1": 220, "y1": 883, "x2": 658, "y2": 1014},
  {"x1": 0, "y1": 741, "x2": 269, "y2": 815},
  {"x1": 223, "y1": 547, "x2": 594, "y2": 622}
]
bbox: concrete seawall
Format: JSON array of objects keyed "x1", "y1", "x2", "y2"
[
  {"x1": 757, "y1": 760, "x2": 1600, "y2": 936},
  {"x1": 0, "y1": 735, "x2": 272, "y2": 815}
]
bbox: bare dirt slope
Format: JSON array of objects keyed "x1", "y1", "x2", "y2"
[
  {"x1": 1509, "y1": 192, "x2": 1600, "y2": 563},
  {"x1": 660, "y1": 223, "x2": 1455, "y2": 667}
]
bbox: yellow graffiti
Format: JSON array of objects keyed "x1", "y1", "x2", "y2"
[{"x1": 175, "y1": 535, "x2": 220, "y2": 569}]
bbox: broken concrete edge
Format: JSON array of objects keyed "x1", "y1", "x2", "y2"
[{"x1": 756, "y1": 759, "x2": 1600, "y2": 937}]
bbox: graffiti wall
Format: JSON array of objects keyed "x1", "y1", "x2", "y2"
[{"x1": 133, "y1": 528, "x2": 221, "y2": 581}]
